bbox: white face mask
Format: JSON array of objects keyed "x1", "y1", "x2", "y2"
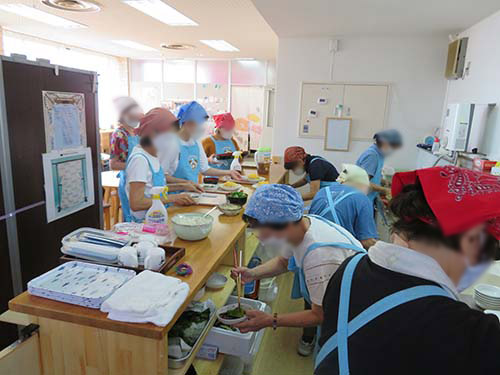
[
  {"x1": 193, "y1": 125, "x2": 206, "y2": 140},
  {"x1": 152, "y1": 132, "x2": 176, "y2": 152},
  {"x1": 260, "y1": 236, "x2": 288, "y2": 248},
  {"x1": 220, "y1": 129, "x2": 234, "y2": 140},
  {"x1": 292, "y1": 168, "x2": 305, "y2": 176}
]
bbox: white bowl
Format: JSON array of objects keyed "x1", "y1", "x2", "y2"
[
  {"x1": 206, "y1": 272, "x2": 228, "y2": 289},
  {"x1": 475, "y1": 284, "x2": 500, "y2": 298},
  {"x1": 216, "y1": 303, "x2": 252, "y2": 325},
  {"x1": 218, "y1": 203, "x2": 242, "y2": 216},
  {"x1": 219, "y1": 183, "x2": 241, "y2": 191},
  {"x1": 171, "y1": 213, "x2": 214, "y2": 241}
]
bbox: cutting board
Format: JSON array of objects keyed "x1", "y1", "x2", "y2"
[{"x1": 189, "y1": 193, "x2": 227, "y2": 206}]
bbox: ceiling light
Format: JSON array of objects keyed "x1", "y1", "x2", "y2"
[
  {"x1": 161, "y1": 43, "x2": 195, "y2": 51},
  {"x1": 199, "y1": 40, "x2": 239, "y2": 52},
  {"x1": 122, "y1": 0, "x2": 197, "y2": 26},
  {"x1": 0, "y1": 4, "x2": 86, "y2": 28},
  {"x1": 112, "y1": 40, "x2": 157, "y2": 52},
  {"x1": 41, "y1": 0, "x2": 101, "y2": 12}
]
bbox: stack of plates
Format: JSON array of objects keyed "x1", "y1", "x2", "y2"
[{"x1": 474, "y1": 283, "x2": 500, "y2": 310}]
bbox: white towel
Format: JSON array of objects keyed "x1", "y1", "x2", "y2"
[{"x1": 101, "y1": 270, "x2": 189, "y2": 326}]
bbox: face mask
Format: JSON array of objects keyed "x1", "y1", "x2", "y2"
[
  {"x1": 152, "y1": 132, "x2": 176, "y2": 152},
  {"x1": 124, "y1": 118, "x2": 139, "y2": 128},
  {"x1": 292, "y1": 168, "x2": 305, "y2": 176},
  {"x1": 193, "y1": 125, "x2": 206, "y2": 140},
  {"x1": 220, "y1": 129, "x2": 234, "y2": 140},
  {"x1": 260, "y1": 236, "x2": 288, "y2": 248},
  {"x1": 457, "y1": 261, "x2": 491, "y2": 292}
]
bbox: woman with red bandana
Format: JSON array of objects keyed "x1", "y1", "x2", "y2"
[
  {"x1": 201, "y1": 113, "x2": 240, "y2": 170},
  {"x1": 284, "y1": 146, "x2": 339, "y2": 201},
  {"x1": 316, "y1": 166, "x2": 500, "y2": 375}
]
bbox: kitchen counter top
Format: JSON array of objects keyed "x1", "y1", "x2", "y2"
[{"x1": 9, "y1": 163, "x2": 288, "y2": 340}]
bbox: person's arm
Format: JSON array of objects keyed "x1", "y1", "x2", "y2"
[
  {"x1": 203, "y1": 167, "x2": 242, "y2": 180},
  {"x1": 166, "y1": 175, "x2": 204, "y2": 192},
  {"x1": 231, "y1": 256, "x2": 289, "y2": 282},
  {"x1": 109, "y1": 156, "x2": 126, "y2": 171},
  {"x1": 370, "y1": 182, "x2": 391, "y2": 196},
  {"x1": 129, "y1": 182, "x2": 195, "y2": 210},
  {"x1": 234, "y1": 303, "x2": 323, "y2": 333},
  {"x1": 355, "y1": 197, "x2": 379, "y2": 249},
  {"x1": 291, "y1": 176, "x2": 308, "y2": 188},
  {"x1": 301, "y1": 179, "x2": 321, "y2": 201},
  {"x1": 360, "y1": 238, "x2": 377, "y2": 249}
]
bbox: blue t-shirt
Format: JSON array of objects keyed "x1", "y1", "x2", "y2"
[
  {"x1": 309, "y1": 184, "x2": 378, "y2": 240},
  {"x1": 356, "y1": 144, "x2": 384, "y2": 179}
]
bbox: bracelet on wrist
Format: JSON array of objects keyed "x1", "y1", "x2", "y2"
[{"x1": 272, "y1": 313, "x2": 278, "y2": 330}]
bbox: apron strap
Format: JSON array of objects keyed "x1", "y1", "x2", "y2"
[
  {"x1": 323, "y1": 189, "x2": 358, "y2": 224},
  {"x1": 315, "y1": 284, "x2": 452, "y2": 371},
  {"x1": 306, "y1": 214, "x2": 359, "y2": 246}
]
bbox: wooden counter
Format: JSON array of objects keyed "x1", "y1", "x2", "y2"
[{"x1": 8, "y1": 163, "x2": 288, "y2": 375}]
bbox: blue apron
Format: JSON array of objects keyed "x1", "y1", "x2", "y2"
[
  {"x1": 119, "y1": 152, "x2": 166, "y2": 222},
  {"x1": 305, "y1": 157, "x2": 336, "y2": 189},
  {"x1": 209, "y1": 135, "x2": 236, "y2": 170},
  {"x1": 172, "y1": 139, "x2": 202, "y2": 183},
  {"x1": 288, "y1": 215, "x2": 366, "y2": 302},
  {"x1": 314, "y1": 253, "x2": 453, "y2": 374},
  {"x1": 117, "y1": 133, "x2": 140, "y2": 219},
  {"x1": 363, "y1": 146, "x2": 384, "y2": 204},
  {"x1": 317, "y1": 184, "x2": 359, "y2": 225}
]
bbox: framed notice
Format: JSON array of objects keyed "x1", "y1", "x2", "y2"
[{"x1": 324, "y1": 117, "x2": 351, "y2": 151}]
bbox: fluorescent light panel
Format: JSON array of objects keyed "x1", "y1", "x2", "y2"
[
  {"x1": 122, "y1": 0, "x2": 197, "y2": 26},
  {"x1": 0, "y1": 4, "x2": 86, "y2": 28},
  {"x1": 200, "y1": 40, "x2": 239, "y2": 52},
  {"x1": 112, "y1": 40, "x2": 158, "y2": 52}
]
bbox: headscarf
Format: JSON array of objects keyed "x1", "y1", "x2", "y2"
[
  {"x1": 136, "y1": 107, "x2": 177, "y2": 137},
  {"x1": 213, "y1": 113, "x2": 235, "y2": 130},
  {"x1": 392, "y1": 166, "x2": 500, "y2": 239},
  {"x1": 374, "y1": 129, "x2": 403, "y2": 147},
  {"x1": 337, "y1": 164, "x2": 370, "y2": 187},
  {"x1": 245, "y1": 184, "x2": 304, "y2": 224},
  {"x1": 176, "y1": 101, "x2": 208, "y2": 126},
  {"x1": 284, "y1": 146, "x2": 307, "y2": 164},
  {"x1": 113, "y1": 96, "x2": 142, "y2": 120}
]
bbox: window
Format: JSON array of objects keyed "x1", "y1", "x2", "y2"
[{"x1": 2, "y1": 31, "x2": 128, "y2": 129}]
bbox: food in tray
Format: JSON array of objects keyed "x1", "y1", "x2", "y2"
[
  {"x1": 221, "y1": 307, "x2": 246, "y2": 320},
  {"x1": 252, "y1": 180, "x2": 269, "y2": 189},
  {"x1": 216, "y1": 302, "x2": 251, "y2": 325},
  {"x1": 227, "y1": 191, "x2": 248, "y2": 205},
  {"x1": 220, "y1": 180, "x2": 241, "y2": 191},
  {"x1": 223, "y1": 181, "x2": 238, "y2": 187},
  {"x1": 170, "y1": 307, "x2": 211, "y2": 346}
]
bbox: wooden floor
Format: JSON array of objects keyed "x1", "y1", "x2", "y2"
[{"x1": 251, "y1": 272, "x2": 314, "y2": 375}]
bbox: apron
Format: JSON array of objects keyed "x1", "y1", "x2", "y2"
[
  {"x1": 288, "y1": 215, "x2": 366, "y2": 302},
  {"x1": 119, "y1": 152, "x2": 166, "y2": 223},
  {"x1": 363, "y1": 146, "x2": 384, "y2": 204},
  {"x1": 209, "y1": 135, "x2": 236, "y2": 170},
  {"x1": 317, "y1": 184, "x2": 359, "y2": 225},
  {"x1": 305, "y1": 157, "x2": 336, "y2": 189},
  {"x1": 314, "y1": 252, "x2": 453, "y2": 374},
  {"x1": 117, "y1": 133, "x2": 140, "y2": 219},
  {"x1": 172, "y1": 139, "x2": 201, "y2": 183}
]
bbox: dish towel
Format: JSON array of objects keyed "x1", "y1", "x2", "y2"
[{"x1": 101, "y1": 270, "x2": 190, "y2": 327}]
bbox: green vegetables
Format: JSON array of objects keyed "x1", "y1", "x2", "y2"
[
  {"x1": 170, "y1": 308, "x2": 211, "y2": 346},
  {"x1": 228, "y1": 191, "x2": 247, "y2": 199},
  {"x1": 221, "y1": 307, "x2": 246, "y2": 320},
  {"x1": 215, "y1": 321, "x2": 238, "y2": 332}
]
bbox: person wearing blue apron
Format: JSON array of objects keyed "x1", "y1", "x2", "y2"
[
  {"x1": 118, "y1": 107, "x2": 196, "y2": 222},
  {"x1": 229, "y1": 184, "x2": 365, "y2": 358},
  {"x1": 284, "y1": 146, "x2": 340, "y2": 201},
  {"x1": 355, "y1": 129, "x2": 403, "y2": 204},
  {"x1": 170, "y1": 102, "x2": 243, "y2": 183},
  {"x1": 201, "y1": 113, "x2": 240, "y2": 170},
  {"x1": 309, "y1": 164, "x2": 378, "y2": 250},
  {"x1": 315, "y1": 167, "x2": 500, "y2": 375},
  {"x1": 110, "y1": 96, "x2": 143, "y2": 171}
]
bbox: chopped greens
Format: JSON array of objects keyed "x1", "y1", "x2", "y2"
[
  {"x1": 169, "y1": 308, "x2": 211, "y2": 346},
  {"x1": 228, "y1": 191, "x2": 247, "y2": 199},
  {"x1": 221, "y1": 306, "x2": 246, "y2": 320}
]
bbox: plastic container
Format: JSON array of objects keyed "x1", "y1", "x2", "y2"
[
  {"x1": 230, "y1": 151, "x2": 242, "y2": 172},
  {"x1": 145, "y1": 186, "x2": 168, "y2": 226},
  {"x1": 171, "y1": 213, "x2": 214, "y2": 241},
  {"x1": 205, "y1": 296, "x2": 268, "y2": 359},
  {"x1": 258, "y1": 277, "x2": 278, "y2": 303},
  {"x1": 254, "y1": 147, "x2": 271, "y2": 175}
]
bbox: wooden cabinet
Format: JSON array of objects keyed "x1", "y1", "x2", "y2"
[{"x1": 299, "y1": 82, "x2": 389, "y2": 140}]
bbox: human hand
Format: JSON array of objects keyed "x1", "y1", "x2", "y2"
[
  {"x1": 230, "y1": 267, "x2": 255, "y2": 283},
  {"x1": 186, "y1": 181, "x2": 204, "y2": 193},
  {"x1": 170, "y1": 193, "x2": 196, "y2": 206},
  {"x1": 234, "y1": 310, "x2": 273, "y2": 333},
  {"x1": 229, "y1": 170, "x2": 243, "y2": 181},
  {"x1": 208, "y1": 154, "x2": 222, "y2": 165}
]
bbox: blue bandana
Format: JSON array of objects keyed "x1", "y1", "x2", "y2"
[
  {"x1": 176, "y1": 101, "x2": 208, "y2": 126},
  {"x1": 245, "y1": 184, "x2": 304, "y2": 224}
]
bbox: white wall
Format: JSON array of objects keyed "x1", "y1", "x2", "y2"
[
  {"x1": 272, "y1": 36, "x2": 449, "y2": 170},
  {"x1": 445, "y1": 10, "x2": 500, "y2": 159}
]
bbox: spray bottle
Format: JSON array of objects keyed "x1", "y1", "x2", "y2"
[
  {"x1": 230, "y1": 151, "x2": 242, "y2": 172},
  {"x1": 145, "y1": 186, "x2": 168, "y2": 226}
]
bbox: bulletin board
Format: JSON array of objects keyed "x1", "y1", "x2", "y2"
[
  {"x1": 324, "y1": 117, "x2": 351, "y2": 151},
  {"x1": 298, "y1": 83, "x2": 344, "y2": 138}
]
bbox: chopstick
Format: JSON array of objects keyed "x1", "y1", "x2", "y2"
[
  {"x1": 203, "y1": 206, "x2": 217, "y2": 217},
  {"x1": 237, "y1": 250, "x2": 243, "y2": 310}
]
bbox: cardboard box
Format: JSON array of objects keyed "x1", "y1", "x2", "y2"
[{"x1": 472, "y1": 158, "x2": 497, "y2": 173}]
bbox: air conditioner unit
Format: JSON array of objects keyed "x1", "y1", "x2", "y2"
[{"x1": 445, "y1": 38, "x2": 468, "y2": 79}]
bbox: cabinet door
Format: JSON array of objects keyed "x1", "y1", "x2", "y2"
[
  {"x1": 0, "y1": 333, "x2": 42, "y2": 375},
  {"x1": 343, "y1": 84, "x2": 389, "y2": 140},
  {"x1": 299, "y1": 83, "x2": 344, "y2": 138}
]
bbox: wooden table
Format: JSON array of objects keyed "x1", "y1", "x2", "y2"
[{"x1": 9, "y1": 163, "x2": 288, "y2": 375}]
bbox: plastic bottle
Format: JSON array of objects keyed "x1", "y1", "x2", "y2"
[
  {"x1": 145, "y1": 186, "x2": 168, "y2": 226},
  {"x1": 230, "y1": 151, "x2": 242, "y2": 171},
  {"x1": 244, "y1": 256, "x2": 262, "y2": 299}
]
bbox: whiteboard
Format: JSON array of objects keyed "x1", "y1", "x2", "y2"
[{"x1": 324, "y1": 117, "x2": 351, "y2": 151}]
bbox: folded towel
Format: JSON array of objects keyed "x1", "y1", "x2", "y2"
[{"x1": 101, "y1": 270, "x2": 189, "y2": 326}]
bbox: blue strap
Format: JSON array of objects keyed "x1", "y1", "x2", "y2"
[
  {"x1": 323, "y1": 189, "x2": 358, "y2": 225},
  {"x1": 337, "y1": 253, "x2": 365, "y2": 375},
  {"x1": 315, "y1": 284, "x2": 452, "y2": 371}
]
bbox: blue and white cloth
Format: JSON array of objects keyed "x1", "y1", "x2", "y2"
[
  {"x1": 245, "y1": 184, "x2": 304, "y2": 223},
  {"x1": 176, "y1": 101, "x2": 208, "y2": 126}
]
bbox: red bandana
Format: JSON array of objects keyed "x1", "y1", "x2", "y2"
[
  {"x1": 284, "y1": 146, "x2": 306, "y2": 164},
  {"x1": 213, "y1": 113, "x2": 235, "y2": 130},
  {"x1": 392, "y1": 166, "x2": 500, "y2": 239}
]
